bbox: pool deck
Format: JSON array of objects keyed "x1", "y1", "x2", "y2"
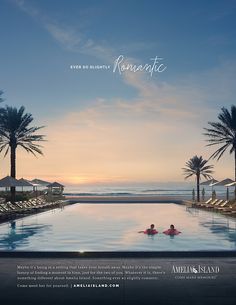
[{"x1": 183, "y1": 199, "x2": 236, "y2": 218}]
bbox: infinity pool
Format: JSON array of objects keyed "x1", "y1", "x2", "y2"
[{"x1": 0, "y1": 203, "x2": 236, "y2": 251}]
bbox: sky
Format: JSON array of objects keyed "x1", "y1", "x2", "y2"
[{"x1": 0, "y1": 0, "x2": 236, "y2": 186}]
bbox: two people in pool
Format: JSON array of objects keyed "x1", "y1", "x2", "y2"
[{"x1": 138, "y1": 224, "x2": 181, "y2": 235}]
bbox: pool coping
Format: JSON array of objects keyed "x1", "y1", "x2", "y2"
[{"x1": 0, "y1": 251, "x2": 236, "y2": 258}]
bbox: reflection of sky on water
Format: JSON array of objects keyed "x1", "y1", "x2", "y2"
[
  {"x1": 0, "y1": 222, "x2": 52, "y2": 250},
  {"x1": 0, "y1": 203, "x2": 236, "y2": 251},
  {"x1": 200, "y1": 217, "x2": 236, "y2": 246}
]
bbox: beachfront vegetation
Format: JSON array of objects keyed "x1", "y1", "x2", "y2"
[
  {"x1": 204, "y1": 105, "x2": 236, "y2": 182},
  {"x1": 182, "y1": 156, "x2": 214, "y2": 202},
  {"x1": 0, "y1": 105, "x2": 45, "y2": 201}
]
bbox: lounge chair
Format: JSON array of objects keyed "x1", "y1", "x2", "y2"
[
  {"x1": 220, "y1": 203, "x2": 236, "y2": 214},
  {"x1": 0, "y1": 204, "x2": 12, "y2": 213},
  {"x1": 203, "y1": 199, "x2": 221, "y2": 209},
  {"x1": 6, "y1": 202, "x2": 21, "y2": 212},
  {"x1": 214, "y1": 199, "x2": 224, "y2": 206},
  {"x1": 214, "y1": 200, "x2": 230, "y2": 210},
  {"x1": 198, "y1": 198, "x2": 218, "y2": 208},
  {"x1": 196, "y1": 198, "x2": 213, "y2": 207},
  {"x1": 15, "y1": 201, "x2": 32, "y2": 211},
  {"x1": 0, "y1": 206, "x2": 7, "y2": 213}
]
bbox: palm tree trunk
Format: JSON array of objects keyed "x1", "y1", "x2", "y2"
[
  {"x1": 197, "y1": 173, "x2": 200, "y2": 202},
  {"x1": 10, "y1": 145, "x2": 16, "y2": 203}
]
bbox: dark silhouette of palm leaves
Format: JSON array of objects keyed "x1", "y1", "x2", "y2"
[
  {"x1": 182, "y1": 155, "x2": 214, "y2": 202},
  {"x1": 182, "y1": 156, "x2": 214, "y2": 180},
  {"x1": 204, "y1": 106, "x2": 236, "y2": 160},
  {"x1": 0, "y1": 105, "x2": 45, "y2": 158}
]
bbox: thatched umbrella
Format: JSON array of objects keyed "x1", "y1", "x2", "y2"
[
  {"x1": 211, "y1": 178, "x2": 234, "y2": 186},
  {"x1": 30, "y1": 179, "x2": 50, "y2": 186},
  {"x1": 211, "y1": 178, "x2": 234, "y2": 200},
  {"x1": 0, "y1": 176, "x2": 23, "y2": 188},
  {"x1": 18, "y1": 178, "x2": 34, "y2": 192},
  {"x1": 47, "y1": 182, "x2": 64, "y2": 195},
  {"x1": 200, "y1": 179, "x2": 218, "y2": 186},
  {"x1": 29, "y1": 179, "x2": 50, "y2": 197},
  {"x1": 0, "y1": 176, "x2": 24, "y2": 203},
  {"x1": 224, "y1": 181, "x2": 236, "y2": 200},
  {"x1": 200, "y1": 179, "x2": 218, "y2": 199}
]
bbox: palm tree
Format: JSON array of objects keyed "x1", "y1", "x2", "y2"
[
  {"x1": 204, "y1": 105, "x2": 236, "y2": 183},
  {"x1": 0, "y1": 105, "x2": 45, "y2": 201},
  {"x1": 182, "y1": 155, "x2": 214, "y2": 202}
]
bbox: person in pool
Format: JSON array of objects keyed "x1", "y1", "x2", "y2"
[
  {"x1": 163, "y1": 224, "x2": 181, "y2": 235},
  {"x1": 138, "y1": 224, "x2": 158, "y2": 235}
]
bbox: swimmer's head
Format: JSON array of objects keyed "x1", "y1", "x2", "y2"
[
  {"x1": 170, "y1": 224, "x2": 175, "y2": 229},
  {"x1": 150, "y1": 224, "x2": 155, "y2": 229}
]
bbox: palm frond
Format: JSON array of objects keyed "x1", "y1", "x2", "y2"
[
  {"x1": 203, "y1": 105, "x2": 236, "y2": 161},
  {"x1": 182, "y1": 155, "x2": 214, "y2": 180},
  {"x1": 0, "y1": 105, "x2": 46, "y2": 158}
]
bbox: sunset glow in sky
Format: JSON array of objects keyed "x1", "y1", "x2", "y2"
[{"x1": 0, "y1": 0, "x2": 236, "y2": 185}]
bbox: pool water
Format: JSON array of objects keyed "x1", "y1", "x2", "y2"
[{"x1": 0, "y1": 203, "x2": 236, "y2": 251}]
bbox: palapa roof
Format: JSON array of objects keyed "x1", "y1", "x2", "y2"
[
  {"x1": 47, "y1": 182, "x2": 64, "y2": 188},
  {"x1": 211, "y1": 178, "x2": 234, "y2": 186},
  {"x1": 18, "y1": 178, "x2": 34, "y2": 187},
  {"x1": 30, "y1": 178, "x2": 50, "y2": 186},
  {"x1": 0, "y1": 176, "x2": 23, "y2": 187},
  {"x1": 200, "y1": 179, "x2": 218, "y2": 186},
  {"x1": 224, "y1": 181, "x2": 236, "y2": 187}
]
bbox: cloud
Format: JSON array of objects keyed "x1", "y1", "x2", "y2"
[
  {"x1": 45, "y1": 23, "x2": 82, "y2": 50},
  {"x1": 9, "y1": 0, "x2": 157, "y2": 64},
  {"x1": 9, "y1": 0, "x2": 39, "y2": 17},
  {"x1": 8, "y1": 0, "x2": 126, "y2": 63},
  {"x1": 44, "y1": 22, "x2": 116, "y2": 62},
  {"x1": 7, "y1": 0, "x2": 236, "y2": 184},
  {"x1": 9, "y1": 0, "x2": 114, "y2": 61},
  {"x1": 36, "y1": 57, "x2": 236, "y2": 184}
]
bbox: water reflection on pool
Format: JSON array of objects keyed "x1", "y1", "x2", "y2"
[{"x1": 0, "y1": 203, "x2": 236, "y2": 251}]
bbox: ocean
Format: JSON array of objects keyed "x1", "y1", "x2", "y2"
[
  {"x1": 63, "y1": 183, "x2": 233, "y2": 199},
  {"x1": 1, "y1": 182, "x2": 233, "y2": 200}
]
